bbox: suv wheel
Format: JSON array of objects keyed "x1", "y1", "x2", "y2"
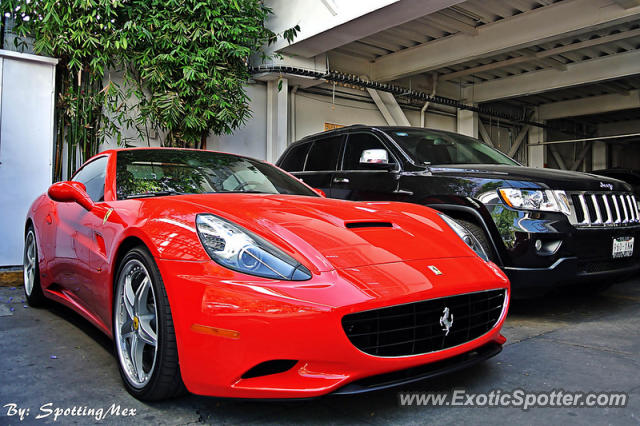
[{"x1": 456, "y1": 219, "x2": 497, "y2": 263}]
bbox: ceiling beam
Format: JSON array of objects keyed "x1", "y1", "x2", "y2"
[
  {"x1": 450, "y1": 4, "x2": 493, "y2": 24},
  {"x1": 421, "y1": 14, "x2": 478, "y2": 36},
  {"x1": 439, "y1": 47, "x2": 571, "y2": 82},
  {"x1": 352, "y1": 41, "x2": 391, "y2": 56},
  {"x1": 378, "y1": 91, "x2": 411, "y2": 126},
  {"x1": 367, "y1": 88, "x2": 397, "y2": 125},
  {"x1": 385, "y1": 27, "x2": 432, "y2": 44},
  {"x1": 549, "y1": 146, "x2": 568, "y2": 170},
  {"x1": 439, "y1": 55, "x2": 534, "y2": 81},
  {"x1": 571, "y1": 142, "x2": 593, "y2": 171},
  {"x1": 613, "y1": 0, "x2": 640, "y2": 9},
  {"x1": 478, "y1": 119, "x2": 495, "y2": 147},
  {"x1": 360, "y1": 36, "x2": 404, "y2": 52},
  {"x1": 463, "y1": 49, "x2": 640, "y2": 103},
  {"x1": 508, "y1": 112, "x2": 535, "y2": 157},
  {"x1": 371, "y1": 0, "x2": 640, "y2": 81},
  {"x1": 277, "y1": 0, "x2": 467, "y2": 57},
  {"x1": 535, "y1": 56, "x2": 568, "y2": 71},
  {"x1": 539, "y1": 89, "x2": 640, "y2": 120}
]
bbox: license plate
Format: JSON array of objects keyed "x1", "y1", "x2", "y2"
[{"x1": 612, "y1": 236, "x2": 634, "y2": 258}]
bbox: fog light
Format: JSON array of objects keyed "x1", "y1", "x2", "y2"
[{"x1": 535, "y1": 240, "x2": 563, "y2": 256}]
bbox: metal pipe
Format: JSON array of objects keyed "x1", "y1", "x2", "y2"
[
  {"x1": 421, "y1": 73, "x2": 438, "y2": 128},
  {"x1": 289, "y1": 85, "x2": 298, "y2": 143},
  {"x1": 249, "y1": 65, "x2": 588, "y2": 137},
  {"x1": 530, "y1": 132, "x2": 640, "y2": 145}
]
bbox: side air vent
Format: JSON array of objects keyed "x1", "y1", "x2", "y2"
[
  {"x1": 345, "y1": 221, "x2": 393, "y2": 229},
  {"x1": 241, "y1": 360, "x2": 298, "y2": 379}
]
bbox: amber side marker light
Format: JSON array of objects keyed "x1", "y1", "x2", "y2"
[
  {"x1": 191, "y1": 324, "x2": 240, "y2": 340},
  {"x1": 498, "y1": 189, "x2": 514, "y2": 207}
]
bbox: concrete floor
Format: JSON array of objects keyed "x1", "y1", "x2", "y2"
[{"x1": 1, "y1": 278, "x2": 639, "y2": 425}]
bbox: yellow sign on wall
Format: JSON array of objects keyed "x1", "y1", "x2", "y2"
[{"x1": 324, "y1": 122, "x2": 345, "y2": 131}]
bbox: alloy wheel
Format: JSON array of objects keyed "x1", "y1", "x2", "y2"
[
  {"x1": 23, "y1": 230, "x2": 36, "y2": 296},
  {"x1": 115, "y1": 259, "x2": 159, "y2": 389}
]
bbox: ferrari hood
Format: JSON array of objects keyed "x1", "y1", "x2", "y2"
[{"x1": 177, "y1": 194, "x2": 474, "y2": 272}]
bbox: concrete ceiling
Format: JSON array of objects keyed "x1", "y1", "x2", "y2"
[{"x1": 323, "y1": 0, "x2": 640, "y2": 108}]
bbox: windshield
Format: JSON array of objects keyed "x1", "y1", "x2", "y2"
[
  {"x1": 116, "y1": 150, "x2": 317, "y2": 200},
  {"x1": 387, "y1": 129, "x2": 519, "y2": 166}
]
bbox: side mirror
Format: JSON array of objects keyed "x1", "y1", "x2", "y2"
[
  {"x1": 48, "y1": 181, "x2": 95, "y2": 211},
  {"x1": 313, "y1": 188, "x2": 327, "y2": 198},
  {"x1": 359, "y1": 149, "x2": 396, "y2": 170}
]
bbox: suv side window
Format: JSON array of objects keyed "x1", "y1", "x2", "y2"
[
  {"x1": 72, "y1": 156, "x2": 108, "y2": 202},
  {"x1": 342, "y1": 133, "x2": 395, "y2": 170},
  {"x1": 280, "y1": 142, "x2": 311, "y2": 172},
  {"x1": 305, "y1": 136, "x2": 343, "y2": 171}
]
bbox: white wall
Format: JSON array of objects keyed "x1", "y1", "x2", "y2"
[
  {"x1": 207, "y1": 83, "x2": 268, "y2": 160},
  {"x1": 0, "y1": 51, "x2": 57, "y2": 266},
  {"x1": 293, "y1": 87, "x2": 455, "y2": 141},
  {"x1": 102, "y1": 80, "x2": 457, "y2": 162},
  {"x1": 294, "y1": 90, "x2": 387, "y2": 137}
]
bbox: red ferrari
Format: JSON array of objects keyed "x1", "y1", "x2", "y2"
[{"x1": 24, "y1": 148, "x2": 509, "y2": 400}]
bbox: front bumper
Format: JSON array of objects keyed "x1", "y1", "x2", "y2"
[
  {"x1": 333, "y1": 341, "x2": 502, "y2": 395},
  {"x1": 501, "y1": 222, "x2": 640, "y2": 296},
  {"x1": 156, "y1": 256, "x2": 509, "y2": 399},
  {"x1": 504, "y1": 256, "x2": 639, "y2": 297}
]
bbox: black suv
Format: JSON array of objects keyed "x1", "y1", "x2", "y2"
[{"x1": 277, "y1": 125, "x2": 640, "y2": 296}]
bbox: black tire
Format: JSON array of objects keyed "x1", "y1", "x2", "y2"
[
  {"x1": 113, "y1": 246, "x2": 186, "y2": 401},
  {"x1": 455, "y1": 219, "x2": 498, "y2": 262},
  {"x1": 23, "y1": 225, "x2": 47, "y2": 307}
]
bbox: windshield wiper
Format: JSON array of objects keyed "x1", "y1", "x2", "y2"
[
  {"x1": 224, "y1": 190, "x2": 268, "y2": 194},
  {"x1": 202, "y1": 190, "x2": 270, "y2": 194},
  {"x1": 125, "y1": 190, "x2": 187, "y2": 199}
]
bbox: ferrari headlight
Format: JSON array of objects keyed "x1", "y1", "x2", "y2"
[
  {"x1": 498, "y1": 188, "x2": 570, "y2": 216},
  {"x1": 196, "y1": 214, "x2": 311, "y2": 280},
  {"x1": 439, "y1": 214, "x2": 489, "y2": 262}
]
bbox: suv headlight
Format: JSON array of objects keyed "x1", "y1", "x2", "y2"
[
  {"x1": 498, "y1": 188, "x2": 570, "y2": 216},
  {"x1": 439, "y1": 214, "x2": 489, "y2": 262},
  {"x1": 196, "y1": 214, "x2": 312, "y2": 280}
]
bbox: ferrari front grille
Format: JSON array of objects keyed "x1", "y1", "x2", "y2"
[
  {"x1": 569, "y1": 192, "x2": 639, "y2": 228},
  {"x1": 341, "y1": 289, "x2": 507, "y2": 357}
]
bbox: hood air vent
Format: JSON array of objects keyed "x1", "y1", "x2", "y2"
[{"x1": 345, "y1": 221, "x2": 393, "y2": 229}]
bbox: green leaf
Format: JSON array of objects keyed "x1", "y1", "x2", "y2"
[{"x1": 0, "y1": 0, "x2": 299, "y2": 151}]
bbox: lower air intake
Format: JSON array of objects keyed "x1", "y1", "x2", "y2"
[{"x1": 241, "y1": 360, "x2": 298, "y2": 379}]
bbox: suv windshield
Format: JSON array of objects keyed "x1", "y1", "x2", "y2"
[
  {"x1": 387, "y1": 128, "x2": 519, "y2": 166},
  {"x1": 116, "y1": 150, "x2": 317, "y2": 200}
]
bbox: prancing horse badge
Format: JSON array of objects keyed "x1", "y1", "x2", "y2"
[{"x1": 428, "y1": 265, "x2": 443, "y2": 275}]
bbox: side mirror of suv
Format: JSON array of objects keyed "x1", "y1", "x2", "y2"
[{"x1": 359, "y1": 149, "x2": 396, "y2": 170}]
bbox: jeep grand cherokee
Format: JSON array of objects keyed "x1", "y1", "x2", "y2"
[{"x1": 277, "y1": 125, "x2": 640, "y2": 296}]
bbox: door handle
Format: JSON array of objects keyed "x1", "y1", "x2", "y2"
[{"x1": 333, "y1": 177, "x2": 350, "y2": 184}]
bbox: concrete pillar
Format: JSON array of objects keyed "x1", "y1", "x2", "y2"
[
  {"x1": 457, "y1": 108, "x2": 478, "y2": 138},
  {"x1": 266, "y1": 78, "x2": 288, "y2": 163},
  {"x1": 527, "y1": 109, "x2": 546, "y2": 168},
  {"x1": 592, "y1": 141, "x2": 607, "y2": 170}
]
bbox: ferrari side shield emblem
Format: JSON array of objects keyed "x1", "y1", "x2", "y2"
[
  {"x1": 428, "y1": 265, "x2": 443, "y2": 275},
  {"x1": 440, "y1": 307, "x2": 454, "y2": 336},
  {"x1": 103, "y1": 208, "x2": 114, "y2": 225}
]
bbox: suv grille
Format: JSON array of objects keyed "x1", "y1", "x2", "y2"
[
  {"x1": 569, "y1": 192, "x2": 639, "y2": 228},
  {"x1": 341, "y1": 289, "x2": 507, "y2": 357}
]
